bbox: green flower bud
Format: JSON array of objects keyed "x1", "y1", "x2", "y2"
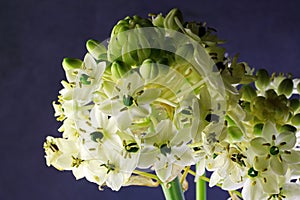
[
  {"x1": 240, "y1": 101, "x2": 251, "y2": 112},
  {"x1": 62, "y1": 58, "x2": 82, "y2": 70},
  {"x1": 289, "y1": 99, "x2": 300, "y2": 111},
  {"x1": 152, "y1": 13, "x2": 164, "y2": 27},
  {"x1": 225, "y1": 115, "x2": 236, "y2": 126},
  {"x1": 278, "y1": 78, "x2": 293, "y2": 97},
  {"x1": 86, "y1": 39, "x2": 107, "y2": 60},
  {"x1": 185, "y1": 22, "x2": 206, "y2": 37},
  {"x1": 291, "y1": 113, "x2": 300, "y2": 126},
  {"x1": 279, "y1": 124, "x2": 297, "y2": 133},
  {"x1": 112, "y1": 23, "x2": 130, "y2": 35},
  {"x1": 139, "y1": 58, "x2": 159, "y2": 80},
  {"x1": 228, "y1": 126, "x2": 243, "y2": 141},
  {"x1": 297, "y1": 82, "x2": 300, "y2": 94},
  {"x1": 136, "y1": 34, "x2": 151, "y2": 63},
  {"x1": 251, "y1": 96, "x2": 266, "y2": 112},
  {"x1": 265, "y1": 89, "x2": 278, "y2": 99},
  {"x1": 240, "y1": 85, "x2": 257, "y2": 101},
  {"x1": 253, "y1": 123, "x2": 264, "y2": 136},
  {"x1": 255, "y1": 69, "x2": 270, "y2": 90},
  {"x1": 111, "y1": 60, "x2": 131, "y2": 79},
  {"x1": 164, "y1": 8, "x2": 184, "y2": 31}
]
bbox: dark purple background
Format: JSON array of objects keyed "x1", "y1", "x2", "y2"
[{"x1": 1, "y1": 0, "x2": 300, "y2": 199}]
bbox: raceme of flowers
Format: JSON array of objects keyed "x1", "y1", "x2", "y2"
[{"x1": 44, "y1": 8, "x2": 300, "y2": 200}]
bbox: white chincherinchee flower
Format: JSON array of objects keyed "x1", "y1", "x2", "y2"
[
  {"x1": 75, "y1": 104, "x2": 119, "y2": 160},
  {"x1": 99, "y1": 71, "x2": 161, "y2": 130},
  {"x1": 85, "y1": 141, "x2": 138, "y2": 191},
  {"x1": 208, "y1": 144, "x2": 246, "y2": 191},
  {"x1": 241, "y1": 163, "x2": 281, "y2": 200},
  {"x1": 138, "y1": 119, "x2": 194, "y2": 182},
  {"x1": 250, "y1": 121, "x2": 300, "y2": 176},
  {"x1": 54, "y1": 53, "x2": 106, "y2": 121},
  {"x1": 43, "y1": 136, "x2": 86, "y2": 179},
  {"x1": 73, "y1": 53, "x2": 106, "y2": 104}
]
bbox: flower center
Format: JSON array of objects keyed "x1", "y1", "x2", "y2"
[
  {"x1": 90, "y1": 131, "x2": 104, "y2": 142},
  {"x1": 124, "y1": 141, "x2": 139, "y2": 153},
  {"x1": 248, "y1": 167, "x2": 258, "y2": 177},
  {"x1": 71, "y1": 156, "x2": 84, "y2": 168},
  {"x1": 101, "y1": 160, "x2": 116, "y2": 174},
  {"x1": 123, "y1": 95, "x2": 134, "y2": 106},
  {"x1": 160, "y1": 143, "x2": 171, "y2": 156},
  {"x1": 80, "y1": 74, "x2": 91, "y2": 85},
  {"x1": 270, "y1": 146, "x2": 280, "y2": 155}
]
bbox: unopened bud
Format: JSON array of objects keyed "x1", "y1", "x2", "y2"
[
  {"x1": 62, "y1": 58, "x2": 82, "y2": 70},
  {"x1": 86, "y1": 39, "x2": 107, "y2": 60},
  {"x1": 289, "y1": 99, "x2": 300, "y2": 111},
  {"x1": 253, "y1": 123, "x2": 264, "y2": 136},
  {"x1": 228, "y1": 126, "x2": 243, "y2": 141},
  {"x1": 278, "y1": 78, "x2": 293, "y2": 97},
  {"x1": 255, "y1": 69, "x2": 270, "y2": 90},
  {"x1": 291, "y1": 113, "x2": 300, "y2": 126},
  {"x1": 111, "y1": 60, "x2": 131, "y2": 79},
  {"x1": 279, "y1": 124, "x2": 297, "y2": 133},
  {"x1": 164, "y1": 8, "x2": 183, "y2": 31},
  {"x1": 240, "y1": 85, "x2": 257, "y2": 101},
  {"x1": 140, "y1": 59, "x2": 159, "y2": 80}
]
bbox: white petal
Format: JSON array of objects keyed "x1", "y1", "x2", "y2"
[
  {"x1": 209, "y1": 171, "x2": 221, "y2": 187},
  {"x1": 171, "y1": 127, "x2": 191, "y2": 145},
  {"x1": 138, "y1": 148, "x2": 158, "y2": 168},
  {"x1": 115, "y1": 110, "x2": 132, "y2": 130},
  {"x1": 276, "y1": 131, "x2": 296, "y2": 150},
  {"x1": 262, "y1": 121, "x2": 278, "y2": 142},
  {"x1": 72, "y1": 165, "x2": 85, "y2": 180},
  {"x1": 156, "y1": 163, "x2": 172, "y2": 182},
  {"x1": 282, "y1": 183, "x2": 300, "y2": 200},
  {"x1": 130, "y1": 104, "x2": 150, "y2": 118},
  {"x1": 260, "y1": 172, "x2": 279, "y2": 194},
  {"x1": 253, "y1": 156, "x2": 269, "y2": 171},
  {"x1": 282, "y1": 150, "x2": 300, "y2": 164},
  {"x1": 270, "y1": 156, "x2": 287, "y2": 175},
  {"x1": 196, "y1": 160, "x2": 206, "y2": 178},
  {"x1": 137, "y1": 88, "x2": 161, "y2": 104},
  {"x1": 83, "y1": 53, "x2": 97, "y2": 70},
  {"x1": 172, "y1": 147, "x2": 195, "y2": 166},
  {"x1": 222, "y1": 176, "x2": 244, "y2": 191},
  {"x1": 106, "y1": 172, "x2": 124, "y2": 191},
  {"x1": 242, "y1": 179, "x2": 266, "y2": 200},
  {"x1": 250, "y1": 137, "x2": 269, "y2": 155}
]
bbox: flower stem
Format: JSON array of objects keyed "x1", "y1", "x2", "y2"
[
  {"x1": 196, "y1": 169, "x2": 206, "y2": 200},
  {"x1": 133, "y1": 170, "x2": 160, "y2": 182},
  {"x1": 161, "y1": 177, "x2": 185, "y2": 200}
]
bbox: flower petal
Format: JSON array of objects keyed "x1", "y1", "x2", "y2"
[
  {"x1": 276, "y1": 131, "x2": 296, "y2": 150},
  {"x1": 250, "y1": 137, "x2": 268, "y2": 155},
  {"x1": 262, "y1": 121, "x2": 277, "y2": 142},
  {"x1": 260, "y1": 172, "x2": 279, "y2": 194},
  {"x1": 253, "y1": 156, "x2": 269, "y2": 171},
  {"x1": 270, "y1": 156, "x2": 287, "y2": 175},
  {"x1": 156, "y1": 162, "x2": 172, "y2": 182},
  {"x1": 282, "y1": 183, "x2": 300, "y2": 200},
  {"x1": 282, "y1": 150, "x2": 300, "y2": 164},
  {"x1": 137, "y1": 88, "x2": 161, "y2": 104}
]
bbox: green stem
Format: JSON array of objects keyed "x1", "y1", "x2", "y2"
[
  {"x1": 161, "y1": 177, "x2": 185, "y2": 200},
  {"x1": 196, "y1": 165, "x2": 206, "y2": 200}
]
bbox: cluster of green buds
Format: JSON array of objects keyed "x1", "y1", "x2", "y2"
[{"x1": 44, "y1": 8, "x2": 300, "y2": 200}]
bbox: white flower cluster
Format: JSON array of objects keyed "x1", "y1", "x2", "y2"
[{"x1": 44, "y1": 8, "x2": 300, "y2": 200}]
